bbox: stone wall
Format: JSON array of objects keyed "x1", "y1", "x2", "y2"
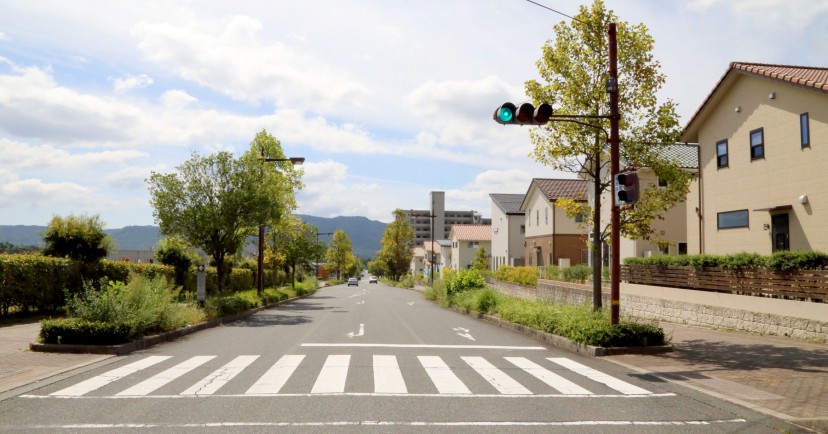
[{"x1": 489, "y1": 279, "x2": 828, "y2": 342}]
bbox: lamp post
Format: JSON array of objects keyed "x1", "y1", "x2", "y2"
[
  {"x1": 257, "y1": 150, "x2": 304, "y2": 296},
  {"x1": 315, "y1": 230, "x2": 333, "y2": 281}
]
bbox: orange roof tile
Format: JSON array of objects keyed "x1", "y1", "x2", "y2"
[{"x1": 449, "y1": 224, "x2": 492, "y2": 241}]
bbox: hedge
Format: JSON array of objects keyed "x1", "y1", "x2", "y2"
[
  {"x1": 624, "y1": 250, "x2": 828, "y2": 271},
  {"x1": 40, "y1": 318, "x2": 131, "y2": 345},
  {"x1": 0, "y1": 254, "x2": 257, "y2": 316}
]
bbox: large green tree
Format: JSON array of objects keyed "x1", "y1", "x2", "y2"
[
  {"x1": 376, "y1": 209, "x2": 415, "y2": 281},
  {"x1": 267, "y1": 216, "x2": 324, "y2": 289},
  {"x1": 147, "y1": 130, "x2": 301, "y2": 292},
  {"x1": 525, "y1": 0, "x2": 693, "y2": 309},
  {"x1": 42, "y1": 214, "x2": 113, "y2": 264},
  {"x1": 325, "y1": 229, "x2": 355, "y2": 280}
]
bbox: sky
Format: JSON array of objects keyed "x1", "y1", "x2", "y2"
[{"x1": 1, "y1": 0, "x2": 826, "y2": 228}]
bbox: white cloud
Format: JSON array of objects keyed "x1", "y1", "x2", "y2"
[
  {"x1": 132, "y1": 14, "x2": 370, "y2": 112},
  {"x1": 0, "y1": 169, "x2": 92, "y2": 208},
  {"x1": 0, "y1": 138, "x2": 147, "y2": 171},
  {"x1": 160, "y1": 90, "x2": 197, "y2": 109},
  {"x1": 111, "y1": 73, "x2": 154, "y2": 93}
]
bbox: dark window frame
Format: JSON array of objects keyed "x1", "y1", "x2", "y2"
[
  {"x1": 716, "y1": 139, "x2": 728, "y2": 168},
  {"x1": 750, "y1": 127, "x2": 765, "y2": 160},
  {"x1": 717, "y1": 209, "x2": 750, "y2": 230},
  {"x1": 801, "y1": 112, "x2": 810, "y2": 148}
]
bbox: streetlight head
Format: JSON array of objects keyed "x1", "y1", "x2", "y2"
[{"x1": 289, "y1": 157, "x2": 305, "y2": 166}]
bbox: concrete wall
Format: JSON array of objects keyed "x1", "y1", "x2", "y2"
[{"x1": 489, "y1": 279, "x2": 827, "y2": 342}]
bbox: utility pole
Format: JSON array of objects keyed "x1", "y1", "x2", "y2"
[{"x1": 608, "y1": 23, "x2": 621, "y2": 325}]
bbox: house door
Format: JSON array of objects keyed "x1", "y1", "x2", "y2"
[
  {"x1": 535, "y1": 248, "x2": 543, "y2": 267},
  {"x1": 771, "y1": 214, "x2": 789, "y2": 251}
]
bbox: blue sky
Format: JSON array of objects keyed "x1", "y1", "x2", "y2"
[{"x1": 1, "y1": 0, "x2": 826, "y2": 227}]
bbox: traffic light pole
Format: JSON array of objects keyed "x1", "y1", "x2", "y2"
[{"x1": 608, "y1": 23, "x2": 621, "y2": 325}]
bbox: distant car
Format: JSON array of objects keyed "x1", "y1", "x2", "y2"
[
  {"x1": 369, "y1": 276, "x2": 378, "y2": 284},
  {"x1": 347, "y1": 277, "x2": 359, "y2": 286}
]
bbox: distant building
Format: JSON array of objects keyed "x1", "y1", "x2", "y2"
[
  {"x1": 404, "y1": 191, "x2": 490, "y2": 246},
  {"x1": 107, "y1": 249, "x2": 155, "y2": 263},
  {"x1": 489, "y1": 193, "x2": 526, "y2": 269},
  {"x1": 448, "y1": 224, "x2": 492, "y2": 271},
  {"x1": 520, "y1": 178, "x2": 589, "y2": 267}
]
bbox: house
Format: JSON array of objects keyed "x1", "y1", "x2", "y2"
[
  {"x1": 519, "y1": 179, "x2": 589, "y2": 267},
  {"x1": 448, "y1": 225, "x2": 492, "y2": 271},
  {"x1": 436, "y1": 239, "x2": 452, "y2": 275},
  {"x1": 422, "y1": 240, "x2": 443, "y2": 280},
  {"x1": 410, "y1": 246, "x2": 425, "y2": 277},
  {"x1": 489, "y1": 193, "x2": 526, "y2": 270},
  {"x1": 680, "y1": 62, "x2": 828, "y2": 254},
  {"x1": 404, "y1": 191, "x2": 491, "y2": 246}
]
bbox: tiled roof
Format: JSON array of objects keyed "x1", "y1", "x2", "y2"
[
  {"x1": 534, "y1": 178, "x2": 588, "y2": 201},
  {"x1": 450, "y1": 224, "x2": 492, "y2": 241},
  {"x1": 682, "y1": 62, "x2": 828, "y2": 141},
  {"x1": 490, "y1": 193, "x2": 525, "y2": 215},
  {"x1": 436, "y1": 239, "x2": 452, "y2": 247},
  {"x1": 656, "y1": 144, "x2": 698, "y2": 169}
]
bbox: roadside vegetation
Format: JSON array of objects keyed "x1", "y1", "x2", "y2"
[
  {"x1": 425, "y1": 268, "x2": 665, "y2": 348},
  {"x1": 625, "y1": 250, "x2": 828, "y2": 271}
]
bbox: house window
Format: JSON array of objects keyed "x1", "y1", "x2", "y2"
[
  {"x1": 520, "y1": 225, "x2": 525, "y2": 234},
  {"x1": 468, "y1": 241, "x2": 479, "y2": 248},
  {"x1": 678, "y1": 242, "x2": 687, "y2": 255},
  {"x1": 750, "y1": 128, "x2": 764, "y2": 160},
  {"x1": 536, "y1": 210, "x2": 539, "y2": 226},
  {"x1": 574, "y1": 213, "x2": 584, "y2": 223},
  {"x1": 801, "y1": 113, "x2": 810, "y2": 148},
  {"x1": 716, "y1": 139, "x2": 728, "y2": 168},
  {"x1": 658, "y1": 177, "x2": 668, "y2": 187},
  {"x1": 544, "y1": 207, "x2": 548, "y2": 225},
  {"x1": 717, "y1": 209, "x2": 749, "y2": 229}
]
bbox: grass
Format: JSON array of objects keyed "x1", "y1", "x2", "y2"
[{"x1": 427, "y1": 282, "x2": 665, "y2": 348}]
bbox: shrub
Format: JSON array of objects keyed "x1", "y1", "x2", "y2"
[
  {"x1": 767, "y1": 250, "x2": 828, "y2": 271},
  {"x1": 561, "y1": 264, "x2": 591, "y2": 283},
  {"x1": 40, "y1": 318, "x2": 131, "y2": 345},
  {"x1": 624, "y1": 250, "x2": 828, "y2": 272},
  {"x1": 42, "y1": 214, "x2": 113, "y2": 264},
  {"x1": 495, "y1": 266, "x2": 538, "y2": 286},
  {"x1": 204, "y1": 290, "x2": 261, "y2": 318},
  {"x1": 445, "y1": 269, "x2": 485, "y2": 297}
]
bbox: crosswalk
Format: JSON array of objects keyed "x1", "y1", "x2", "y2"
[{"x1": 40, "y1": 354, "x2": 659, "y2": 398}]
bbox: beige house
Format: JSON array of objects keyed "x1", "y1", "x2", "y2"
[
  {"x1": 448, "y1": 225, "x2": 492, "y2": 271},
  {"x1": 489, "y1": 193, "x2": 526, "y2": 270},
  {"x1": 520, "y1": 179, "x2": 589, "y2": 267},
  {"x1": 681, "y1": 62, "x2": 828, "y2": 255},
  {"x1": 410, "y1": 246, "x2": 425, "y2": 277}
]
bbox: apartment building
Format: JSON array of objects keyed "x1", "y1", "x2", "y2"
[{"x1": 404, "y1": 191, "x2": 491, "y2": 246}]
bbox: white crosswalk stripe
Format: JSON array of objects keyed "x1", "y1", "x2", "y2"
[
  {"x1": 43, "y1": 354, "x2": 654, "y2": 398},
  {"x1": 180, "y1": 355, "x2": 259, "y2": 396},
  {"x1": 246, "y1": 355, "x2": 305, "y2": 395}
]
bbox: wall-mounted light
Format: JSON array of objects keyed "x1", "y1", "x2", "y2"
[
  {"x1": 799, "y1": 194, "x2": 809, "y2": 205},
  {"x1": 763, "y1": 223, "x2": 770, "y2": 231},
  {"x1": 735, "y1": 106, "x2": 742, "y2": 113},
  {"x1": 769, "y1": 92, "x2": 776, "y2": 100}
]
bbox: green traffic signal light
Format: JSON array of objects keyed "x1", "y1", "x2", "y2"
[
  {"x1": 493, "y1": 102, "x2": 552, "y2": 125},
  {"x1": 498, "y1": 107, "x2": 514, "y2": 122}
]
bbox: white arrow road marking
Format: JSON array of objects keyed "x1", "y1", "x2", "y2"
[
  {"x1": 347, "y1": 324, "x2": 365, "y2": 338},
  {"x1": 407, "y1": 302, "x2": 415, "y2": 306},
  {"x1": 356, "y1": 300, "x2": 365, "y2": 305},
  {"x1": 452, "y1": 327, "x2": 475, "y2": 341}
]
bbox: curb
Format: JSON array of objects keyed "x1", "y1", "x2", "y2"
[
  {"x1": 29, "y1": 293, "x2": 312, "y2": 356},
  {"x1": 456, "y1": 307, "x2": 674, "y2": 357}
]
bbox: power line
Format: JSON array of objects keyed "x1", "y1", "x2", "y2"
[{"x1": 523, "y1": 0, "x2": 589, "y2": 26}]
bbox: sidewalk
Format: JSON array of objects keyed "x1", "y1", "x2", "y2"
[{"x1": 1, "y1": 316, "x2": 826, "y2": 432}]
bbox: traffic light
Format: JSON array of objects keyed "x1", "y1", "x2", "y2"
[
  {"x1": 614, "y1": 171, "x2": 639, "y2": 206},
  {"x1": 493, "y1": 102, "x2": 552, "y2": 126}
]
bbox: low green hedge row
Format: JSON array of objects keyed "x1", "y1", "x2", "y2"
[
  {"x1": 40, "y1": 318, "x2": 131, "y2": 345},
  {"x1": 0, "y1": 254, "x2": 259, "y2": 316},
  {"x1": 624, "y1": 250, "x2": 828, "y2": 271},
  {"x1": 494, "y1": 266, "x2": 538, "y2": 286}
]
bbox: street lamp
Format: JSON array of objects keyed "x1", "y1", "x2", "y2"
[
  {"x1": 257, "y1": 150, "x2": 304, "y2": 296},
  {"x1": 315, "y1": 230, "x2": 333, "y2": 280}
]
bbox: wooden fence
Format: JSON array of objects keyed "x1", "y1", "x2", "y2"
[{"x1": 621, "y1": 265, "x2": 828, "y2": 302}]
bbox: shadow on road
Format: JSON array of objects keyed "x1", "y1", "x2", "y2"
[
  {"x1": 226, "y1": 312, "x2": 312, "y2": 327},
  {"x1": 652, "y1": 339, "x2": 828, "y2": 373}
]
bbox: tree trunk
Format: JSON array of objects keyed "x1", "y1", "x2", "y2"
[{"x1": 215, "y1": 251, "x2": 225, "y2": 293}]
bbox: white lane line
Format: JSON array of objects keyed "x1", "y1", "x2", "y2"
[
  {"x1": 311, "y1": 355, "x2": 350, "y2": 394},
  {"x1": 301, "y1": 344, "x2": 545, "y2": 350},
  {"x1": 462, "y1": 357, "x2": 530, "y2": 395},
  {"x1": 505, "y1": 357, "x2": 592, "y2": 395},
  {"x1": 51, "y1": 356, "x2": 171, "y2": 396},
  {"x1": 547, "y1": 358, "x2": 651, "y2": 395},
  {"x1": 116, "y1": 356, "x2": 215, "y2": 396},
  {"x1": 180, "y1": 355, "x2": 259, "y2": 396},
  {"x1": 246, "y1": 355, "x2": 305, "y2": 395},
  {"x1": 346, "y1": 324, "x2": 365, "y2": 338},
  {"x1": 418, "y1": 356, "x2": 471, "y2": 395},
  {"x1": 20, "y1": 419, "x2": 747, "y2": 428},
  {"x1": 373, "y1": 355, "x2": 407, "y2": 394}
]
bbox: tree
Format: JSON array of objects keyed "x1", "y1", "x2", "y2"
[
  {"x1": 147, "y1": 130, "x2": 302, "y2": 292},
  {"x1": 525, "y1": 0, "x2": 692, "y2": 309},
  {"x1": 42, "y1": 214, "x2": 113, "y2": 263},
  {"x1": 367, "y1": 258, "x2": 389, "y2": 278},
  {"x1": 155, "y1": 236, "x2": 198, "y2": 287},
  {"x1": 325, "y1": 229, "x2": 355, "y2": 280},
  {"x1": 268, "y1": 216, "x2": 323, "y2": 289},
  {"x1": 376, "y1": 209, "x2": 415, "y2": 281},
  {"x1": 473, "y1": 246, "x2": 489, "y2": 271}
]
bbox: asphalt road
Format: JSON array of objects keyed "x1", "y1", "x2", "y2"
[{"x1": 0, "y1": 278, "x2": 799, "y2": 433}]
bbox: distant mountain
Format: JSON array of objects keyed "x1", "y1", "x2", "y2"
[
  {"x1": 0, "y1": 215, "x2": 385, "y2": 259},
  {"x1": 296, "y1": 215, "x2": 386, "y2": 259}
]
